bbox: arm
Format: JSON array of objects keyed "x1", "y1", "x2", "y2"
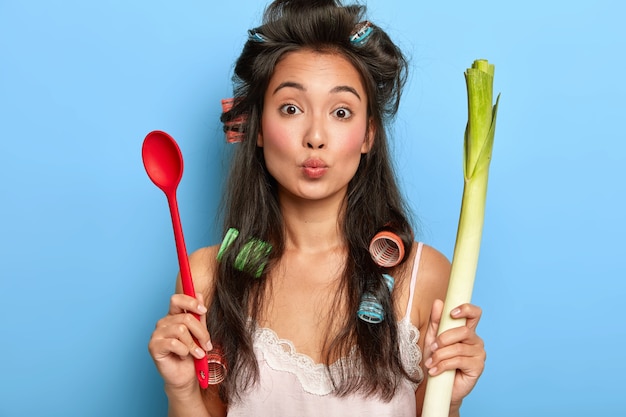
[
  {"x1": 167, "y1": 384, "x2": 226, "y2": 417},
  {"x1": 409, "y1": 245, "x2": 485, "y2": 416},
  {"x1": 419, "y1": 300, "x2": 484, "y2": 417},
  {"x1": 148, "y1": 246, "x2": 227, "y2": 417}
]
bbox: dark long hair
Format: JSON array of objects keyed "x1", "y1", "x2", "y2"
[{"x1": 211, "y1": 0, "x2": 418, "y2": 402}]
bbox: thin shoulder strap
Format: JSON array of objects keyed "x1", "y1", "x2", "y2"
[{"x1": 404, "y1": 242, "x2": 424, "y2": 320}]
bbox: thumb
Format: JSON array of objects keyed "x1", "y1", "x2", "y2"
[
  {"x1": 424, "y1": 299, "x2": 444, "y2": 357},
  {"x1": 196, "y1": 292, "x2": 212, "y2": 351}
]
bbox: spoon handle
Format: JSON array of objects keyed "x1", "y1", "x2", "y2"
[{"x1": 167, "y1": 192, "x2": 210, "y2": 389}]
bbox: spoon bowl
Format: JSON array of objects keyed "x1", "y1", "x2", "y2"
[{"x1": 142, "y1": 130, "x2": 183, "y2": 193}]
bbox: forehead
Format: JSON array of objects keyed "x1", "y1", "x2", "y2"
[{"x1": 268, "y1": 49, "x2": 367, "y2": 93}]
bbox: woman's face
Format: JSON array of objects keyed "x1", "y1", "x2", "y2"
[{"x1": 258, "y1": 49, "x2": 373, "y2": 205}]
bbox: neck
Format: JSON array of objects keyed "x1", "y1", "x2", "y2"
[{"x1": 278, "y1": 192, "x2": 346, "y2": 254}]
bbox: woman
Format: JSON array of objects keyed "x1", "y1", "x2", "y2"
[{"x1": 149, "y1": 1, "x2": 486, "y2": 415}]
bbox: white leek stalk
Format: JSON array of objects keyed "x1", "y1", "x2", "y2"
[{"x1": 421, "y1": 59, "x2": 500, "y2": 417}]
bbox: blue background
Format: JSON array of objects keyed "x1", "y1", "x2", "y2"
[{"x1": 1, "y1": 0, "x2": 624, "y2": 416}]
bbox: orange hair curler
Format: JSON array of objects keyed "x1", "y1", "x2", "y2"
[
  {"x1": 369, "y1": 230, "x2": 404, "y2": 268},
  {"x1": 206, "y1": 345, "x2": 227, "y2": 385}
]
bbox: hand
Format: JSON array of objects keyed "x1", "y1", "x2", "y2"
[
  {"x1": 423, "y1": 299, "x2": 486, "y2": 407},
  {"x1": 148, "y1": 293, "x2": 212, "y2": 392}
]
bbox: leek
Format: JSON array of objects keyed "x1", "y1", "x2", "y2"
[{"x1": 421, "y1": 59, "x2": 500, "y2": 417}]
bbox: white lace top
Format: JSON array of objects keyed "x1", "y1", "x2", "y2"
[{"x1": 227, "y1": 243, "x2": 425, "y2": 416}]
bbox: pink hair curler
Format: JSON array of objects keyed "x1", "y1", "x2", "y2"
[
  {"x1": 221, "y1": 98, "x2": 247, "y2": 143},
  {"x1": 369, "y1": 230, "x2": 405, "y2": 268}
]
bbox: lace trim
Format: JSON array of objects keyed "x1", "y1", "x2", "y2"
[
  {"x1": 397, "y1": 316, "x2": 424, "y2": 389},
  {"x1": 253, "y1": 318, "x2": 424, "y2": 396},
  {"x1": 253, "y1": 325, "x2": 351, "y2": 395}
]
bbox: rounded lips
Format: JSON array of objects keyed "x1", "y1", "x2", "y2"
[{"x1": 301, "y1": 158, "x2": 328, "y2": 179}]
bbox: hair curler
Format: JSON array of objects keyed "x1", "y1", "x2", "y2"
[
  {"x1": 221, "y1": 98, "x2": 247, "y2": 143},
  {"x1": 369, "y1": 230, "x2": 405, "y2": 268}
]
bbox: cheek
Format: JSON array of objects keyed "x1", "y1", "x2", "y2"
[
  {"x1": 338, "y1": 126, "x2": 369, "y2": 156},
  {"x1": 259, "y1": 118, "x2": 296, "y2": 176},
  {"x1": 260, "y1": 114, "x2": 294, "y2": 150}
]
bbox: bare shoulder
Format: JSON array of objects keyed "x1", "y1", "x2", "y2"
[
  {"x1": 410, "y1": 243, "x2": 451, "y2": 329},
  {"x1": 418, "y1": 244, "x2": 451, "y2": 289},
  {"x1": 175, "y1": 245, "x2": 220, "y2": 302}
]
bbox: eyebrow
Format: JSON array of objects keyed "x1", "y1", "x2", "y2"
[
  {"x1": 272, "y1": 82, "x2": 362, "y2": 101},
  {"x1": 273, "y1": 81, "x2": 304, "y2": 95},
  {"x1": 331, "y1": 85, "x2": 361, "y2": 101}
]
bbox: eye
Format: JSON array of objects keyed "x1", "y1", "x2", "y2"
[
  {"x1": 333, "y1": 107, "x2": 352, "y2": 119},
  {"x1": 280, "y1": 104, "x2": 302, "y2": 115}
]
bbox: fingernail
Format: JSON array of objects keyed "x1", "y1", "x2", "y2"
[
  {"x1": 425, "y1": 358, "x2": 433, "y2": 368},
  {"x1": 205, "y1": 341, "x2": 213, "y2": 351},
  {"x1": 431, "y1": 342, "x2": 438, "y2": 352},
  {"x1": 451, "y1": 308, "x2": 461, "y2": 317},
  {"x1": 194, "y1": 347, "x2": 206, "y2": 359},
  {"x1": 198, "y1": 304, "x2": 208, "y2": 314},
  {"x1": 428, "y1": 366, "x2": 438, "y2": 376}
]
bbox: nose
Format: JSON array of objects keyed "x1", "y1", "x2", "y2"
[
  {"x1": 304, "y1": 114, "x2": 326, "y2": 149},
  {"x1": 307, "y1": 139, "x2": 324, "y2": 149}
]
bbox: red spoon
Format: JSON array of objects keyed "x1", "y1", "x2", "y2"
[{"x1": 141, "y1": 130, "x2": 209, "y2": 389}]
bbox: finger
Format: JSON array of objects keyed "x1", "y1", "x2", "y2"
[
  {"x1": 149, "y1": 324, "x2": 207, "y2": 361},
  {"x1": 427, "y1": 351, "x2": 485, "y2": 377},
  {"x1": 178, "y1": 312, "x2": 212, "y2": 354},
  {"x1": 426, "y1": 337, "x2": 486, "y2": 376},
  {"x1": 428, "y1": 337, "x2": 484, "y2": 365},
  {"x1": 450, "y1": 303, "x2": 482, "y2": 330},
  {"x1": 169, "y1": 293, "x2": 209, "y2": 316},
  {"x1": 436, "y1": 325, "x2": 483, "y2": 350},
  {"x1": 150, "y1": 336, "x2": 205, "y2": 361},
  {"x1": 155, "y1": 314, "x2": 210, "y2": 356}
]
